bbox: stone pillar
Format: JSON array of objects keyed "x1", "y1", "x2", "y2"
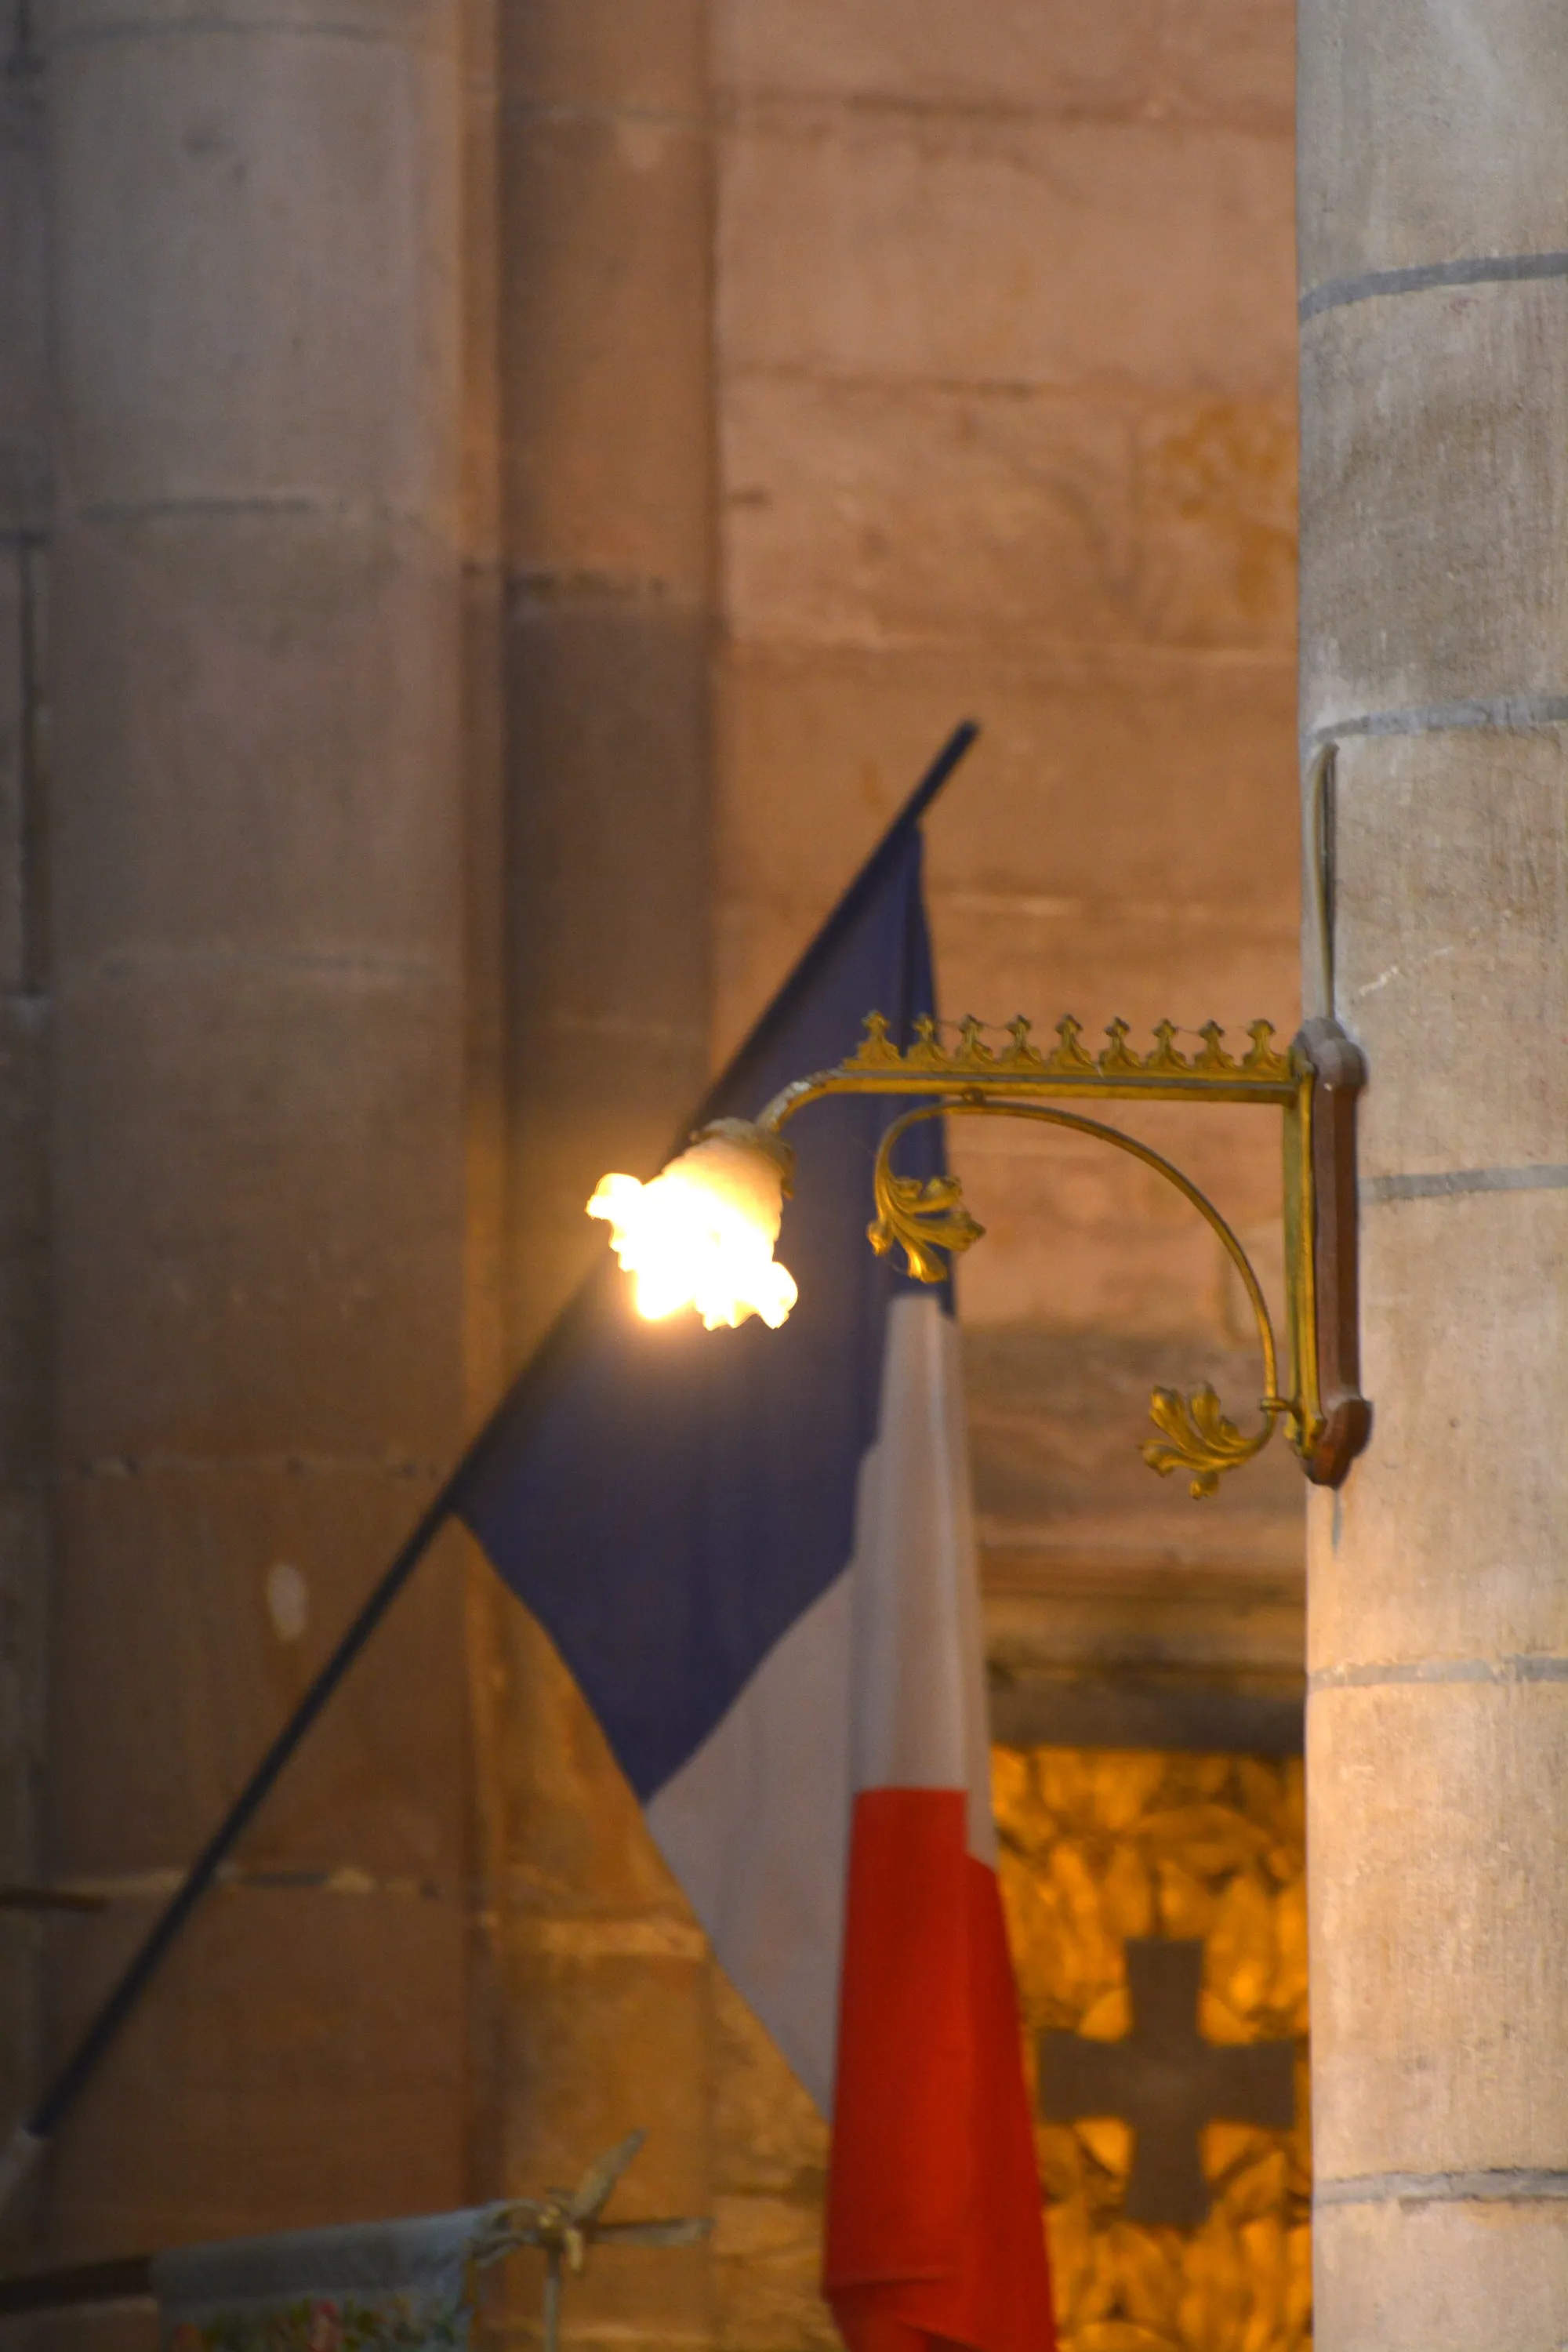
[
  {"x1": 496, "y1": 0, "x2": 713, "y2": 1349},
  {"x1": 474, "y1": 4, "x2": 717, "y2": 2346},
  {"x1": 43, "y1": 0, "x2": 471, "y2": 2262},
  {"x1": 1298, "y1": 5, "x2": 1568, "y2": 2343}
]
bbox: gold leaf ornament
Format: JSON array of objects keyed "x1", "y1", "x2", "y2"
[
  {"x1": 867, "y1": 1168, "x2": 984, "y2": 1283},
  {"x1": 1142, "y1": 1384, "x2": 1272, "y2": 1500},
  {"x1": 1047, "y1": 1014, "x2": 1098, "y2": 1074},
  {"x1": 954, "y1": 1014, "x2": 996, "y2": 1068},
  {"x1": 847, "y1": 1010, "x2": 903, "y2": 1069},
  {"x1": 1099, "y1": 1018, "x2": 1144, "y2": 1076},
  {"x1": 1111, "y1": 2222, "x2": 1184, "y2": 2334},
  {"x1": 907, "y1": 1014, "x2": 948, "y2": 1068},
  {"x1": 1207, "y1": 1869, "x2": 1279, "y2": 2022},
  {"x1": 1195, "y1": 1022, "x2": 1237, "y2": 1073},
  {"x1": 1145, "y1": 1021, "x2": 1190, "y2": 1076},
  {"x1": 991, "y1": 1748, "x2": 1038, "y2": 1843},
  {"x1": 1241, "y1": 1020, "x2": 1291, "y2": 1081}
]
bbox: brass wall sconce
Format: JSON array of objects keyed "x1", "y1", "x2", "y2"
[{"x1": 590, "y1": 1011, "x2": 1370, "y2": 1498}]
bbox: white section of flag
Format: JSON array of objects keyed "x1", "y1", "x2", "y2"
[
  {"x1": 646, "y1": 1566, "x2": 851, "y2": 2111},
  {"x1": 848, "y1": 1294, "x2": 996, "y2": 1863},
  {"x1": 646, "y1": 1292, "x2": 991, "y2": 2114}
]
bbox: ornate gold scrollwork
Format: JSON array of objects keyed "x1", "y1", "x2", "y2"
[
  {"x1": 859, "y1": 1090, "x2": 1289, "y2": 1498},
  {"x1": 757, "y1": 1010, "x2": 1368, "y2": 1490},
  {"x1": 841, "y1": 1010, "x2": 1295, "y2": 1094},
  {"x1": 1143, "y1": 1385, "x2": 1277, "y2": 1501},
  {"x1": 867, "y1": 1166, "x2": 985, "y2": 1285}
]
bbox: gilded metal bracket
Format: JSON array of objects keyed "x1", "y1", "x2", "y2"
[{"x1": 756, "y1": 1011, "x2": 1369, "y2": 1497}]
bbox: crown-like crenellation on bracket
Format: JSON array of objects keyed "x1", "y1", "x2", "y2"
[{"x1": 845, "y1": 1011, "x2": 1294, "y2": 1084}]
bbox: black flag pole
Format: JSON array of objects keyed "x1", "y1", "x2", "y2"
[{"x1": 0, "y1": 719, "x2": 979, "y2": 2221}]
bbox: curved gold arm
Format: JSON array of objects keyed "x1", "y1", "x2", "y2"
[
  {"x1": 751, "y1": 1008, "x2": 1368, "y2": 1491},
  {"x1": 869, "y1": 1098, "x2": 1290, "y2": 1499}
]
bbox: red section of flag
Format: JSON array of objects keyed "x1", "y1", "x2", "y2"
[{"x1": 826, "y1": 1788, "x2": 1056, "y2": 2352}]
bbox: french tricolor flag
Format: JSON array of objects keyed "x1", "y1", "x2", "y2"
[{"x1": 457, "y1": 758, "x2": 1054, "y2": 2352}]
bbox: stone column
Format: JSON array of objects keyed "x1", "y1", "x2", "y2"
[
  {"x1": 473, "y1": 5, "x2": 717, "y2": 2346},
  {"x1": 43, "y1": 0, "x2": 471, "y2": 2260},
  {"x1": 496, "y1": 0, "x2": 713, "y2": 1349},
  {"x1": 1298, "y1": 5, "x2": 1568, "y2": 2343}
]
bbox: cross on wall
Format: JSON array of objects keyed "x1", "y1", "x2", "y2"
[{"x1": 1038, "y1": 1938, "x2": 1296, "y2": 2229}]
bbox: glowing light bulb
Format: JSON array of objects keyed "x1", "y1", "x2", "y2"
[{"x1": 588, "y1": 1121, "x2": 798, "y2": 1330}]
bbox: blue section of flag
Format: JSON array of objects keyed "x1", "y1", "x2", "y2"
[{"x1": 457, "y1": 823, "x2": 947, "y2": 1802}]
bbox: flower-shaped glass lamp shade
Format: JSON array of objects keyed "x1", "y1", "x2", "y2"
[{"x1": 588, "y1": 1120, "x2": 798, "y2": 1330}]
